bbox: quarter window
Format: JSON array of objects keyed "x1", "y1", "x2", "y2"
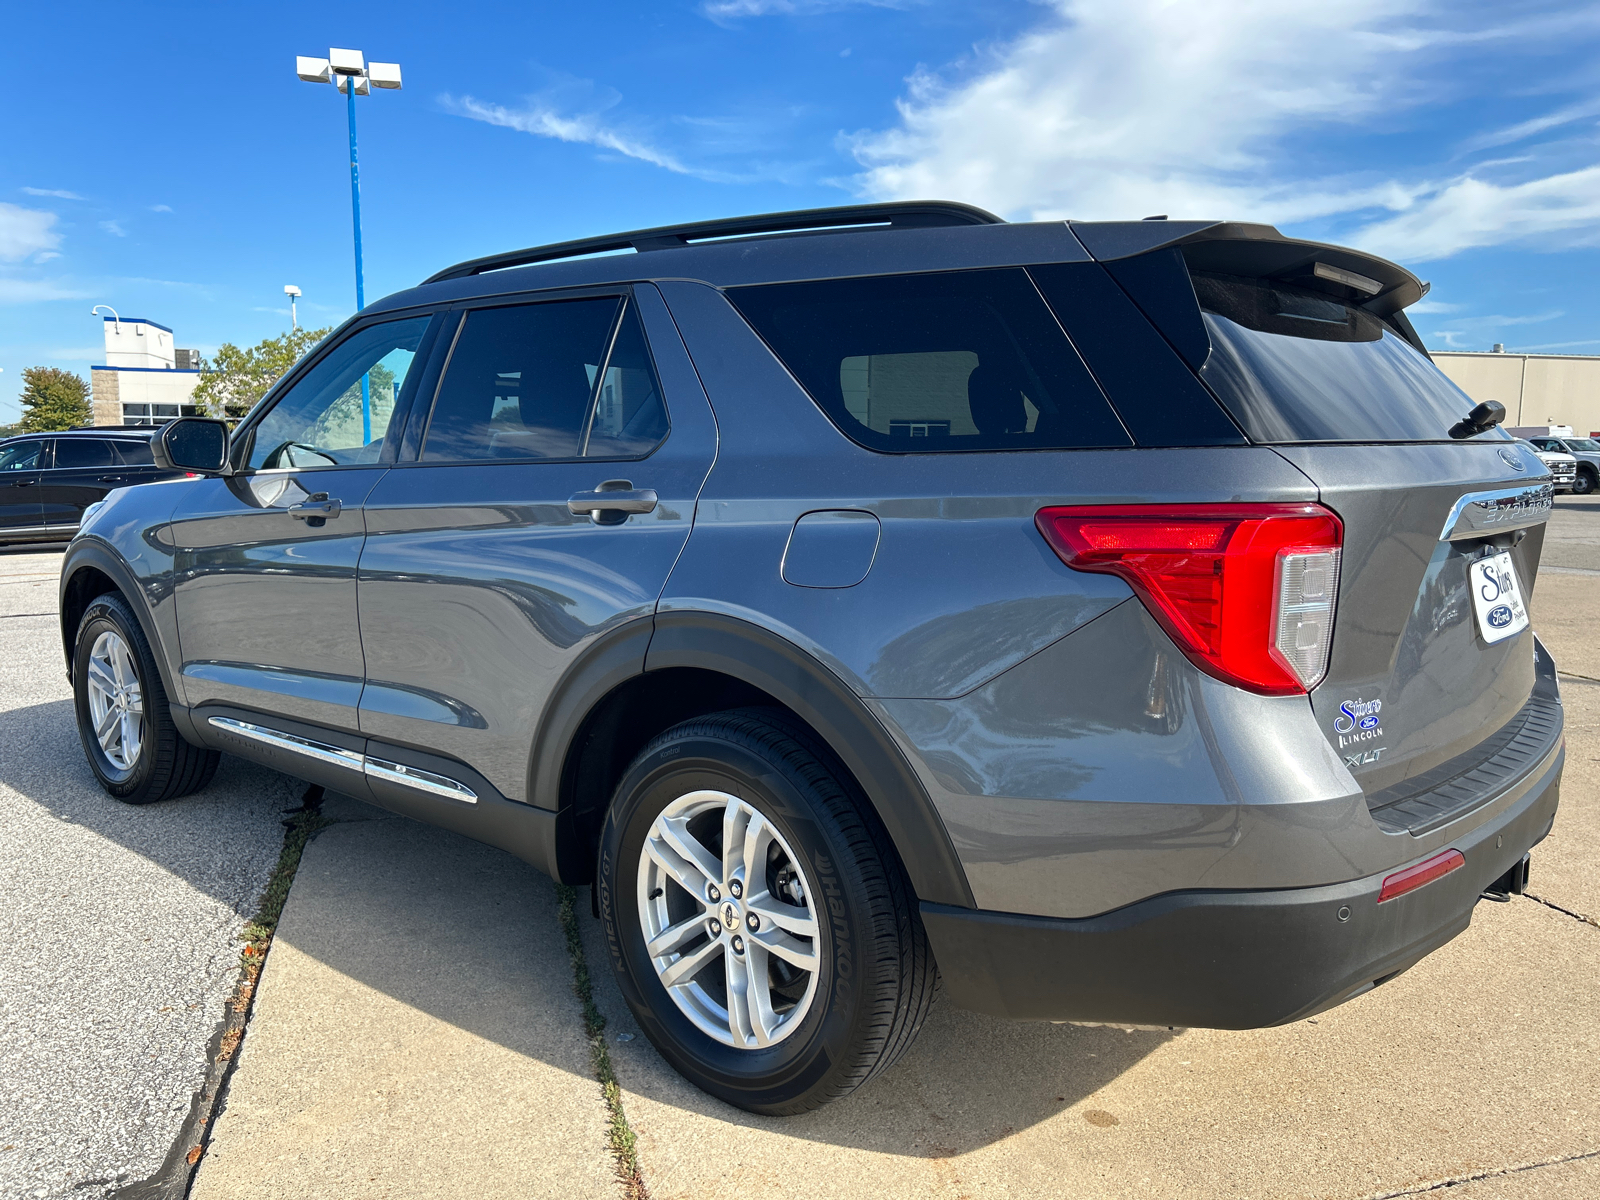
[{"x1": 727, "y1": 269, "x2": 1131, "y2": 452}]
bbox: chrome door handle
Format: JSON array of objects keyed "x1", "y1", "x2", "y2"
[
  {"x1": 97, "y1": 475, "x2": 125, "y2": 484},
  {"x1": 568, "y1": 480, "x2": 658, "y2": 525},
  {"x1": 9, "y1": 479, "x2": 36, "y2": 487}
]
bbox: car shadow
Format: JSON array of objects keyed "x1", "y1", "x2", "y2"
[{"x1": 0, "y1": 695, "x2": 1167, "y2": 1154}]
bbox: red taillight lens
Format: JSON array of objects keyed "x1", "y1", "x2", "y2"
[
  {"x1": 1035, "y1": 503, "x2": 1343, "y2": 695},
  {"x1": 1378, "y1": 849, "x2": 1465, "y2": 903}
]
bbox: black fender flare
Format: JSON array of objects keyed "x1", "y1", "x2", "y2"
[
  {"x1": 58, "y1": 538, "x2": 183, "y2": 709},
  {"x1": 642, "y1": 611, "x2": 975, "y2": 908}
]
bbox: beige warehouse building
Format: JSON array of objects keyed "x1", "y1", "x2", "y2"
[{"x1": 1432, "y1": 349, "x2": 1600, "y2": 437}]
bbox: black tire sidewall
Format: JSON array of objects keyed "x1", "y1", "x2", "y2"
[
  {"x1": 1576, "y1": 469, "x2": 1596, "y2": 495},
  {"x1": 599, "y1": 728, "x2": 877, "y2": 1111},
  {"x1": 73, "y1": 597, "x2": 161, "y2": 800}
]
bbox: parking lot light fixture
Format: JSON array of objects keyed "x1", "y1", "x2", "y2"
[
  {"x1": 284, "y1": 286, "x2": 302, "y2": 331},
  {"x1": 295, "y1": 46, "x2": 403, "y2": 441}
]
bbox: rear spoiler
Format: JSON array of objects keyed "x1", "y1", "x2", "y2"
[{"x1": 1069, "y1": 220, "x2": 1429, "y2": 356}]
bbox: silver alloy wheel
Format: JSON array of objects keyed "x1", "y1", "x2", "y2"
[
  {"x1": 638, "y1": 789, "x2": 821, "y2": 1049},
  {"x1": 85, "y1": 630, "x2": 144, "y2": 772}
]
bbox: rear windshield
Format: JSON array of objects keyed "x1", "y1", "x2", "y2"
[
  {"x1": 1193, "y1": 274, "x2": 1504, "y2": 443},
  {"x1": 727, "y1": 269, "x2": 1132, "y2": 452}
]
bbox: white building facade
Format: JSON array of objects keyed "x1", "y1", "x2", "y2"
[
  {"x1": 90, "y1": 317, "x2": 203, "y2": 426},
  {"x1": 1431, "y1": 349, "x2": 1600, "y2": 438}
]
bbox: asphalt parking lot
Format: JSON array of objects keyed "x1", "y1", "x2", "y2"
[{"x1": 4, "y1": 498, "x2": 1599, "y2": 1199}]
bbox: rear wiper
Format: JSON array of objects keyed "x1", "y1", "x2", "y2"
[{"x1": 1450, "y1": 400, "x2": 1506, "y2": 439}]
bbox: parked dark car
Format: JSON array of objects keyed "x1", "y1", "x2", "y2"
[
  {"x1": 1, "y1": 426, "x2": 188, "y2": 544},
  {"x1": 58, "y1": 203, "x2": 1562, "y2": 1115}
]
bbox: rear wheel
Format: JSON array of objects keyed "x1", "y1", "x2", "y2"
[
  {"x1": 1574, "y1": 468, "x2": 1596, "y2": 495},
  {"x1": 597, "y1": 709, "x2": 938, "y2": 1115},
  {"x1": 73, "y1": 593, "x2": 219, "y2": 804}
]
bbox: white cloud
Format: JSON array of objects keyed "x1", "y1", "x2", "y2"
[
  {"x1": 1353, "y1": 168, "x2": 1600, "y2": 261},
  {"x1": 441, "y1": 93, "x2": 695, "y2": 176},
  {"x1": 847, "y1": 0, "x2": 1600, "y2": 262},
  {"x1": 21, "y1": 187, "x2": 84, "y2": 200},
  {"x1": 150, "y1": 204, "x2": 174, "y2": 213},
  {"x1": 0, "y1": 279, "x2": 92, "y2": 304},
  {"x1": 100, "y1": 220, "x2": 127, "y2": 237},
  {"x1": 0, "y1": 203, "x2": 62, "y2": 262}
]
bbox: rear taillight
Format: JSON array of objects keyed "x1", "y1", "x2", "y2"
[{"x1": 1035, "y1": 503, "x2": 1343, "y2": 696}]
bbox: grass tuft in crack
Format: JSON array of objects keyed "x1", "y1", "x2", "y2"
[{"x1": 556, "y1": 883, "x2": 648, "y2": 1200}]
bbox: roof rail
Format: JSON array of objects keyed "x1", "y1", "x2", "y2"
[{"x1": 422, "y1": 201, "x2": 1005, "y2": 284}]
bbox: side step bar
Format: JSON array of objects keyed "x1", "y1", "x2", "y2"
[{"x1": 208, "y1": 716, "x2": 479, "y2": 803}]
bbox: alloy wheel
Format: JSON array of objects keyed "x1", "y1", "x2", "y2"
[
  {"x1": 85, "y1": 629, "x2": 144, "y2": 772},
  {"x1": 637, "y1": 789, "x2": 821, "y2": 1049}
]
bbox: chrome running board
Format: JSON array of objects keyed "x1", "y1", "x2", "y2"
[{"x1": 206, "y1": 716, "x2": 478, "y2": 803}]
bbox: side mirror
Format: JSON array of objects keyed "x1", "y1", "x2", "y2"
[{"x1": 152, "y1": 417, "x2": 231, "y2": 474}]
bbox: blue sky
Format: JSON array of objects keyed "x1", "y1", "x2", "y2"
[{"x1": 4, "y1": 0, "x2": 1600, "y2": 422}]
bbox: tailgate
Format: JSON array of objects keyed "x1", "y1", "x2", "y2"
[{"x1": 1275, "y1": 442, "x2": 1555, "y2": 830}]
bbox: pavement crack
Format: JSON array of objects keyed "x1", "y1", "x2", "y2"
[
  {"x1": 1557, "y1": 669, "x2": 1600, "y2": 686},
  {"x1": 1523, "y1": 890, "x2": 1600, "y2": 929},
  {"x1": 555, "y1": 883, "x2": 648, "y2": 1200},
  {"x1": 1365, "y1": 1147, "x2": 1600, "y2": 1197}
]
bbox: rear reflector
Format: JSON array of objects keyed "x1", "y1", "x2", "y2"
[
  {"x1": 1035, "y1": 503, "x2": 1343, "y2": 695},
  {"x1": 1378, "y1": 849, "x2": 1465, "y2": 903}
]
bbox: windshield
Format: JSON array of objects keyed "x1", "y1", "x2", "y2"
[{"x1": 1193, "y1": 275, "x2": 1504, "y2": 444}]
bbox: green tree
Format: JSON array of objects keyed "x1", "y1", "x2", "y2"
[
  {"x1": 18, "y1": 366, "x2": 91, "y2": 432},
  {"x1": 191, "y1": 327, "x2": 331, "y2": 421}
]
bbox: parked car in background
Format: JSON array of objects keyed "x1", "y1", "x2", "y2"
[
  {"x1": 1, "y1": 427, "x2": 189, "y2": 544},
  {"x1": 58, "y1": 203, "x2": 1562, "y2": 1115},
  {"x1": 1508, "y1": 427, "x2": 1600, "y2": 494},
  {"x1": 1519, "y1": 439, "x2": 1579, "y2": 492}
]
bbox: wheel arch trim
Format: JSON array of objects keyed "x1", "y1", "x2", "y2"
[{"x1": 59, "y1": 540, "x2": 181, "y2": 709}]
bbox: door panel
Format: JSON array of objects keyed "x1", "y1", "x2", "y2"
[
  {"x1": 356, "y1": 285, "x2": 718, "y2": 803},
  {"x1": 0, "y1": 438, "x2": 46, "y2": 535},
  {"x1": 170, "y1": 467, "x2": 389, "y2": 728},
  {"x1": 38, "y1": 438, "x2": 122, "y2": 530}
]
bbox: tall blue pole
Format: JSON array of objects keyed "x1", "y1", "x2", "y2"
[{"x1": 346, "y1": 76, "x2": 371, "y2": 442}]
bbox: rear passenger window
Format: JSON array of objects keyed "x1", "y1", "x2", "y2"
[
  {"x1": 53, "y1": 439, "x2": 116, "y2": 468},
  {"x1": 727, "y1": 269, "x2": 1131, "y2": 452},
  {"x1": 422, "y1": 297, "x2": 669, "y2": 462}
]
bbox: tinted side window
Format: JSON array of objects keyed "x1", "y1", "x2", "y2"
[
  {"x1": 111, "y1": 440, "x2": 154, "y2": 465},
  {"x1": 0, "y1": 440, "x2": 44, "y2": 470},
  {"x1": 583, "y1": 303, "x2": 669, "y2": 458},
  {"x1": 423, "y1": 299, "x2": 620, "y2": 462},
  {"x1": 248, "y1": 316, "x2": 434, "y2": 470},
  {"x1": 728, "y1": 269, "x2": 1132, "y2": 452},
  {"x1": 53, "y1": 439, "x2": 116, "y2": 468}
]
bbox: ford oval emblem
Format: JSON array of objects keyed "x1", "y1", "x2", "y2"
[
  {"x1": 1499, "y1": 448, "x2": 1526, "y2": 472},
  {"x1": 1488, "y1": 604, "x2": 1514, "y2": 628}
]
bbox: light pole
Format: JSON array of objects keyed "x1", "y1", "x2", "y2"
[
  {"x1": 284, "y1": 285, "x2": 301, "y2": 331},
  {"x1": 295, "y1": 48, "x2": 401, "y2": 441}
]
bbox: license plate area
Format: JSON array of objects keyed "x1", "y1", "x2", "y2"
[{"x1": 1469, "y1": 550, "x2": 1529, "y2": 644}]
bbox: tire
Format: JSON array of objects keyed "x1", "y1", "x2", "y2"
[
  {"x1": 73, "y1": 592, "x2": 220, "y2": 804},
  {"x1": 1574, "y1": 469, "x2": 1596, "y2": 496},
  {"x1": 597, "y1": 708, "x2": 938, "y2": 1115}
]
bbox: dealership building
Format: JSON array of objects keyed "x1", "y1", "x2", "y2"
[
  {"x1": 89, "y1": 316, "x2": 203, "y2": 427},
  {"x1": 1432, "y1": 348, "x2": 1600, "y2": 437}
]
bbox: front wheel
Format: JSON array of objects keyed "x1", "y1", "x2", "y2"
[
  {"x1": 597, "y1": 709, "x2": 938, "y2": 1115},
  {"x1": 1573, "y1": 469, "x2": 1596, "y2": 496},
  {"x1": 73, "y1": 593, "x2": 219, "y2": 804}
]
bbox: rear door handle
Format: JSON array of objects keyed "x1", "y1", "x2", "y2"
[
  {"x1": 8, "y1": 478, "x2": 35, "y2": 487},
  {"x1": 568, "y1": 480, "x2": 658, "y2": 525},
  {"x1": 97, "y1": 475, "x2": 125, "y2": 484}
]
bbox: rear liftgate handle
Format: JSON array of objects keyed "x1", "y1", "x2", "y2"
[
  {"x1": 288, "y1": 492, "x2": 342, "y2": 528},
  {"x1": 568, "y1": 479, "x2": 658, "y2": 527}
]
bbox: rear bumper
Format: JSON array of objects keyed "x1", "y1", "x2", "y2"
[{"x1": 923, "y1": 744, "x2": 1562, "y2": 1028}]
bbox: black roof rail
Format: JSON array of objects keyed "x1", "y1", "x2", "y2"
[{"x1": 422, "y1": 200, "x2": 1005, "y2": 285}]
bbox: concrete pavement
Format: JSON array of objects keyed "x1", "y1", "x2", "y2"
[{"x1": 0, "y1": 546, "x2": 288, "y2": 1199}]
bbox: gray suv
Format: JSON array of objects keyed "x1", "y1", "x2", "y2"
[{"x1": 58, "y1": 203, "x2": 1563, "y2": 1115}]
